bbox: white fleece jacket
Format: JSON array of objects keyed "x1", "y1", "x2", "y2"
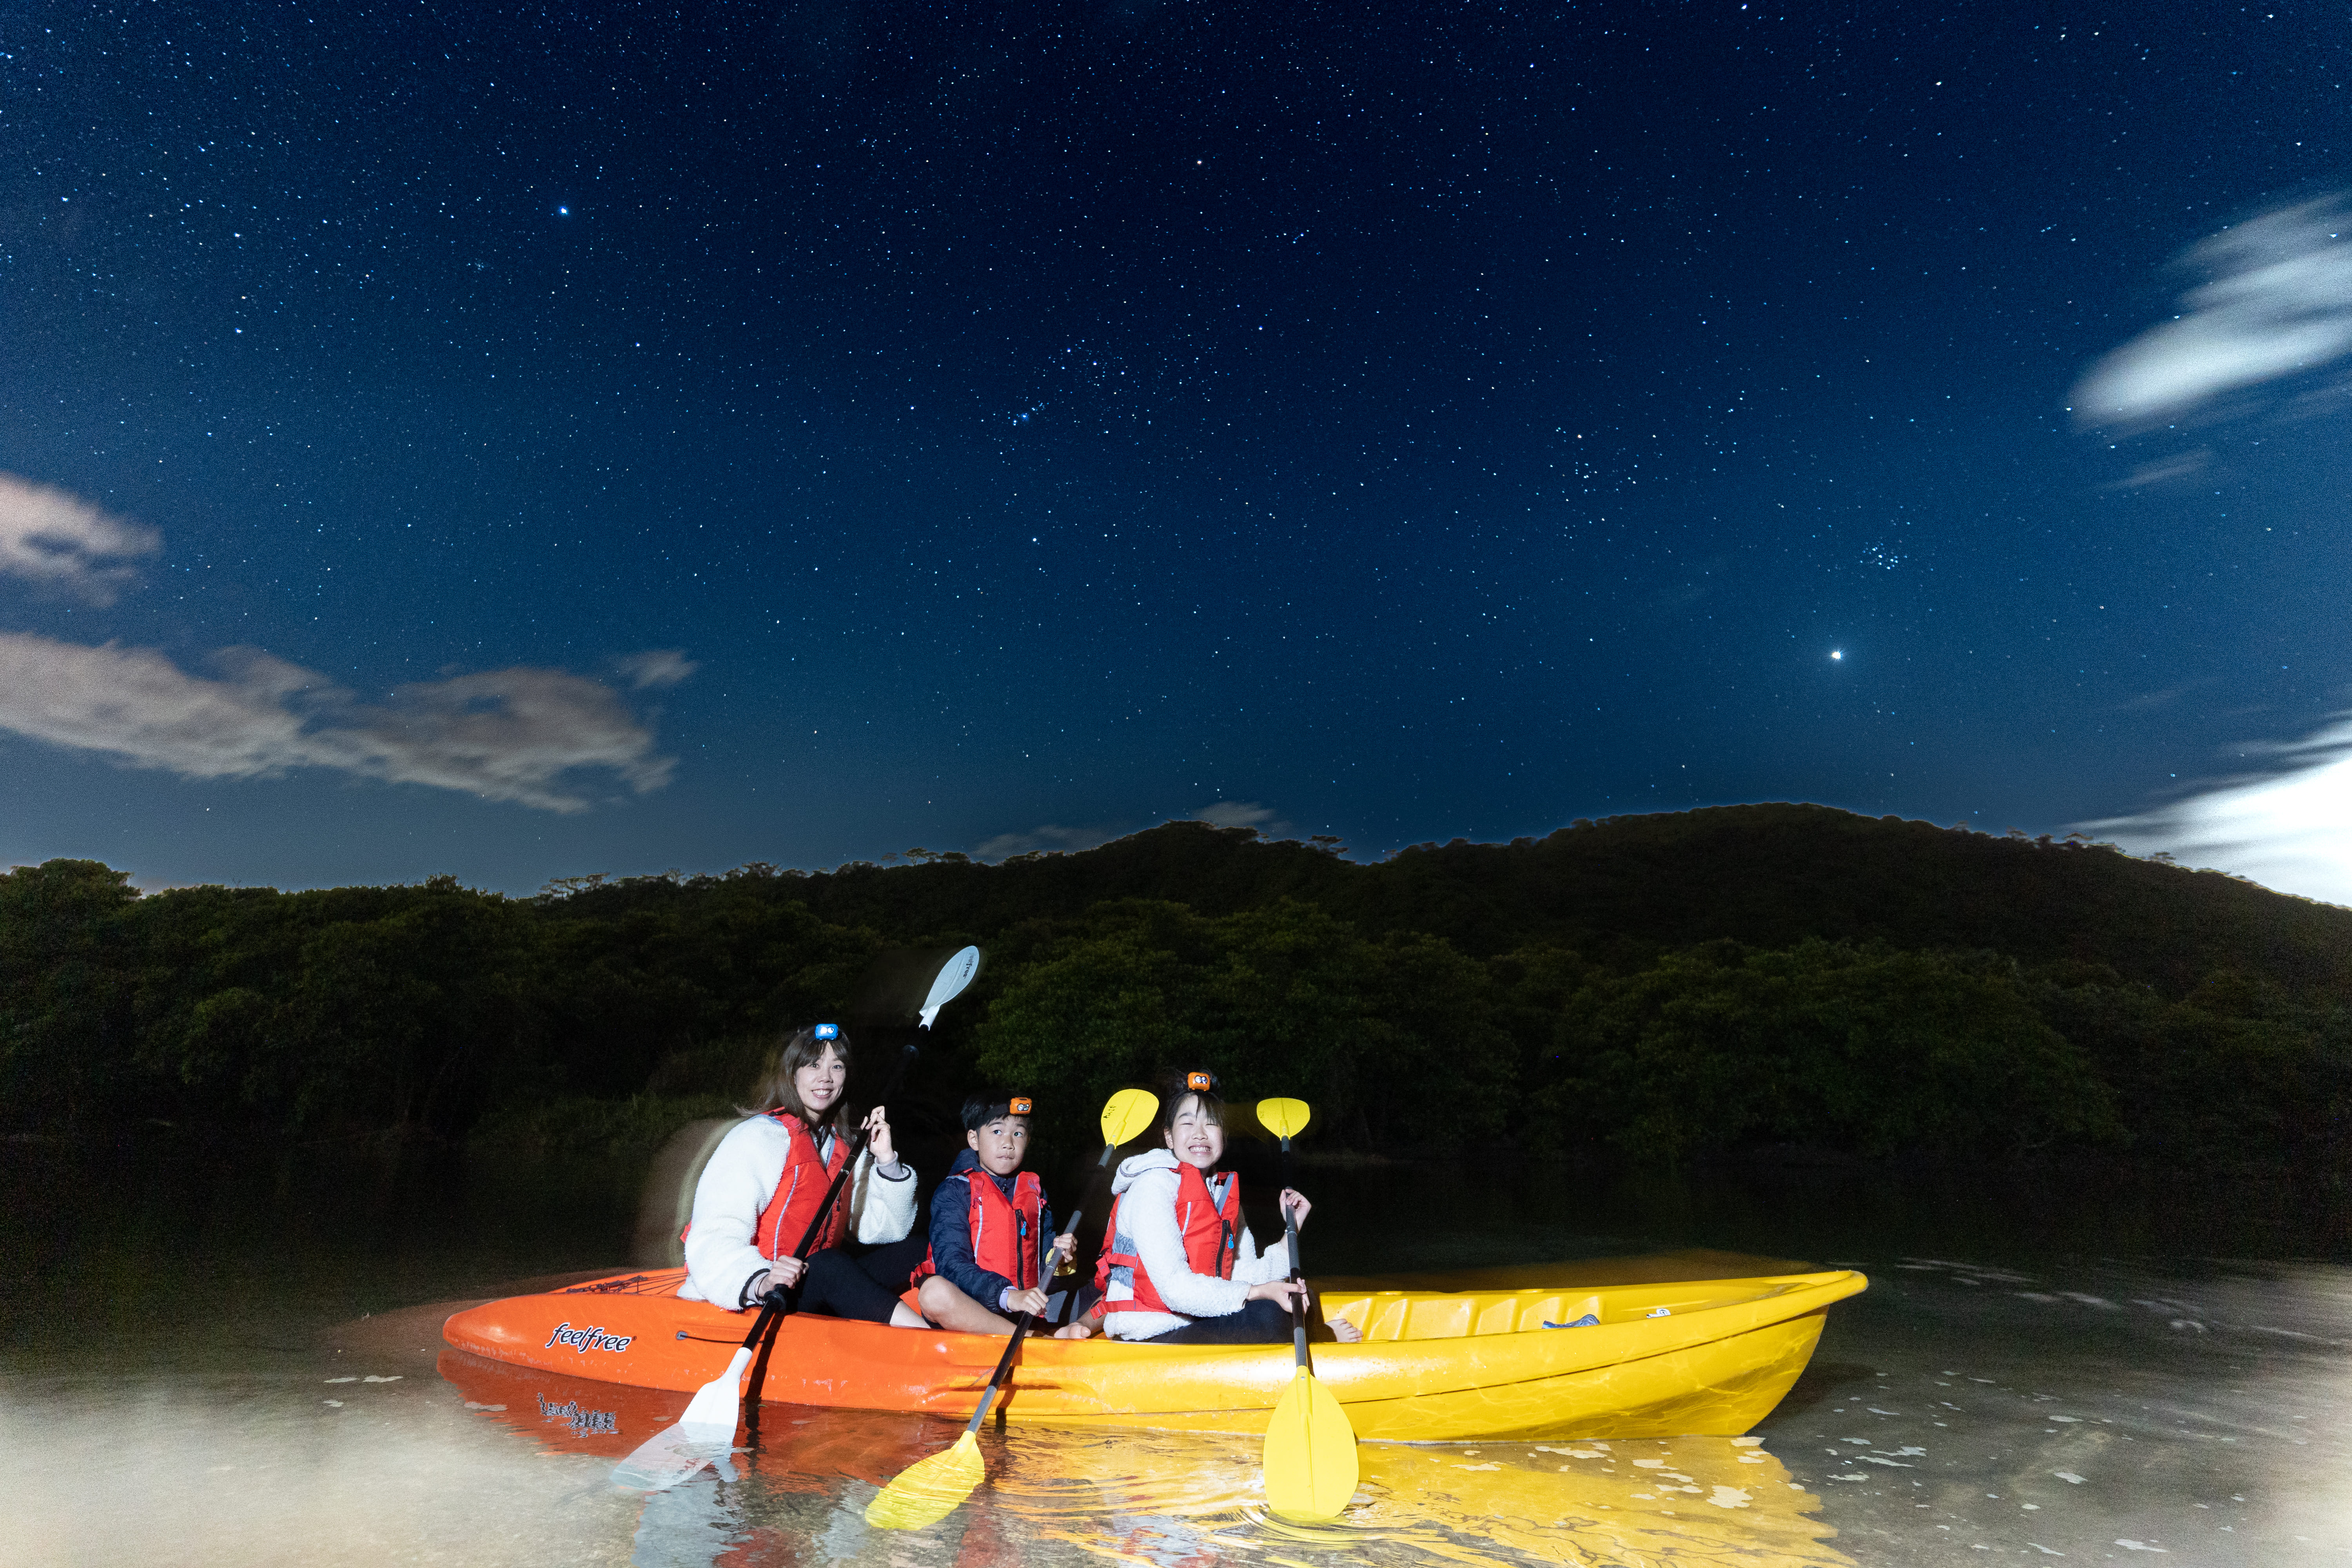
[
  {"x1": 678, "y1": 1115, "x2": 918, "y2": 1310},
  {"x1": 1100, "y1": 1149, "x2": 1287, "y2": 1341}
]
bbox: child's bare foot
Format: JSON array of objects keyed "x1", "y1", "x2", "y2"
[
  {"x1": 1052, "y1": 1320, "x2": 1093, "y2": 1339},
  {"x1": 1330, "y1": 1318, "x2": 1363, "y2": 1343}
]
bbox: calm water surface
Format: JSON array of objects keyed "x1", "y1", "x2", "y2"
[{"x1": 4, "y1": 1137, "x2": 2348, "y2": 1566}]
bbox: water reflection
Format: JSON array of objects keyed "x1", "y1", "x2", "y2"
[
  {"x1": 437, "y1": 1346, "x2": 1850, "y2": 1568},
  {"x1": 9, "y1": 1137, "x2": 2350, "y2": 1565}
]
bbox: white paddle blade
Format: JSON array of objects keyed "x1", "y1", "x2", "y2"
[
  {"x1": 611, "y1": 1425, "x2": 724, "y2": 1492},
  {"x1": 677, "y1": 1345, "x2": 752, "y2": 1434},
  {"x1": 916, "y1": 945, "x2": 982, "y2": 1029}
]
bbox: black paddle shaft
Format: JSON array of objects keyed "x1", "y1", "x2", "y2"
[
  {"x1": 1279, "y1": 1135, "x2": 1310, "y2": 1370},
  {"x1": 967, "y1": 1199, "x2": 1082, "y2": 1436}
]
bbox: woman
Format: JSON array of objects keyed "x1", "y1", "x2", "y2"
[
  {"x1": 1093, "y1": 1072, "x2": 1363, "y2": 1344},
  {"x1": 679, "y1": 1024, "x2": 929, "y2": 1327}
]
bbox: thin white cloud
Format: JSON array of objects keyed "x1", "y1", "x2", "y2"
[
  {"x1": 2082, "y1": 717, "x2": 2352, "y2": 907},
  {"x1": 0, "y1": 632, "x2": 677, "y2": 812},
  {"x1": 1194, "y1": 800, "x2": 1281, "y2": 832},
  {"x1": 972, "y1": 823, "x2": 1125, "y2": 860},
  {"x1": 615, "y1": 648, "x2": 698, "y2": 689},
  {"x1": 2100, "y1": 450, "x2": 2210, "y2": 490},
  {"x1": 2074, "y1": 196, "x2": 2352, "y2": 429},
  {"x1": 0, "y1": 474, "x2": 161, "y2": 604}
]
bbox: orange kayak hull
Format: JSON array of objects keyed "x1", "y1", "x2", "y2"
[{"x1": 441, "y1": 1264, "x2": 1865, "y2": 1441}]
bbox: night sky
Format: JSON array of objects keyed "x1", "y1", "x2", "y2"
[{"x1": 7, "y1": 3, "x2": 2352, "y2": 900}]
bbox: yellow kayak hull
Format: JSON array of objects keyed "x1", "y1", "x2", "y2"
[{"x1": 443, "y1": 1264, "x2": 1863, "y2": 1442}]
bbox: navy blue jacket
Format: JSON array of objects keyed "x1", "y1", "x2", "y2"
[{"x1": 926, "y1": 1149, "x2": 1058, "y2": 1311}]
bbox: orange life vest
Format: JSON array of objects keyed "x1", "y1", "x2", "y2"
[
  {"x1": 910, "y1": 1166, "x2": 1046, "y2": 1291},
  {"x1": 751, "y1": 1112, "x2": 853, "y2": 1259},
  {"x1": 1093, "y1": 1162, "x2": 1240, "y2": 1317}
]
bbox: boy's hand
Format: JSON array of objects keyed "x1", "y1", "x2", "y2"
[
  {"x1": 1007, "y1": 1286, "x2": 1052, "y2": 1317},
  {"x1": 1051, "y1": 1231, "x2": 1078, "y2": 1272}
]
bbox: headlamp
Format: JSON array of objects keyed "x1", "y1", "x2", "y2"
[
  {"x1": 1009, "y1": 1096, "x2": 1033, "y2": 1116},
  {"x1": 813, "y1": 1023, "x2": 839, "y2": 1041},
  {"x1": 1185, "y1": 1071, "x2": 1216, "y2": 1093}
]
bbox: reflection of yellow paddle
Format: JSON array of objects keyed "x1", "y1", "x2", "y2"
[
  {"x1": 1255, "y1": 1096, "x2": 1359, "y2": 1524},
  {"x1": 866, "y1": 1087, "x2": 1161, "y2": 1531}
]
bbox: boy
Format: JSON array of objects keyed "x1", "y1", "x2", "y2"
[{"x1": 910, "y1": 1093, "x2": 1094, "y2": 1338}]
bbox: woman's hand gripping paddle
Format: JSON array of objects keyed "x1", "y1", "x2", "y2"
[
  {"x1": 1255, "y1": 1096, "x2": 1359, "y2": 1524},
  {"x1": 865, "y1": 1087, "x2": 1160, "y2": 1531}
]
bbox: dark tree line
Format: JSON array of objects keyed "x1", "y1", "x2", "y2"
[{"x1": 5, "y1": 806, "x2": 2349, "y2": 1180}]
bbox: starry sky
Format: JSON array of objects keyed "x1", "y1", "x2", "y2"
[{"x1": 7, "y1": 2, "x2": 2352, "y2": 900}]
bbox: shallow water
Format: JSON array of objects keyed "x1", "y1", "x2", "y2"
[{"x1": 5, "y1": 1139, "x2": 2349, "y2": 1566}]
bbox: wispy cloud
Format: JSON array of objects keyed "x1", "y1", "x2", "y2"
[
  {"x1": 0, "y1": 633, "x2": 679, "y2": 812},
  {"x1": 2101, "y1": 450, "x2": 2210, "y2": 490},
  {"x1": 2073, "y1": 196, "x2": 2352, "y2": 430},
  {"x1": 614, "y1": 648, "x2": 699, "y2": 689},
  {"x1": 972, "y1": 822, "x2": 1125, "y2": 860},
  {"x1": 1194, "y1": 800, "x2": 1282, "y2": 832},
  {"x1": 2082, "y1": 717, "x2": 2352, "y2": 907},
  {"x1": 972, "y1": 800, "x2": 1293, "y2": 860},
  {"x1": 0, "y1": 474, "x2": 161, "y2": 604}
]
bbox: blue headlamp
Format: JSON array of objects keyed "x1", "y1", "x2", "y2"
[{"x1": 814, "y1": 1023, "x2": 840, "y2": 1041}]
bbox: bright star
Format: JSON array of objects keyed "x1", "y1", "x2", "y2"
[{"x1": 1831, "y1": 650, "x2": 1844, "y2": 660}]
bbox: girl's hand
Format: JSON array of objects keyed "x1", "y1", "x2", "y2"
[
  {"x1": 1278, "y1": 1188, "x2": 1313, "y2": 1231},
  {"x1": 1247, "y1": 1278, "x2": 1309, "y2": 1311},
  {"x1": 1052, "y1": 1232, "x2": 1078, "y2": 1268},
  {"x1": 1007, "y1": 1286, "x2": 1051, "y2": 1318},
  {"x1": 759, "y1": 1256, "x2": 806, "y2": 1296},
  {"x1": 863, "y1": 1105, "x2": 895, "y2": 1165}
]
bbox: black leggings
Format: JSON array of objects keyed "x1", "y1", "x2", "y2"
[
  {"x1": 1142, "y1": 1297, "x2": 1294, "y2": 1345},
  {"x1": 789, "y1": 1235, "x2": 927, "y2": 1325}
]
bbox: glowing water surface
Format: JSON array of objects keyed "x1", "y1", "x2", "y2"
[
  {"x1": 4, "y1": 1289, "x2": 1850, "y2": 1568},
  {"x1": 5, "y1": 1141, "x2": 2349, "y2": 1564}
]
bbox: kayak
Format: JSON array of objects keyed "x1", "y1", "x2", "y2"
[{"x1": 441, "y1": 1263, "x2": 1865, "y2": 1441}]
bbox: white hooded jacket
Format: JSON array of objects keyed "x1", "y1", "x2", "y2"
[
  {"x1": 1098, "y1": 1148, "x2": 1288, "y2": 1341},
  {"x1": 678, "y1": 1115, "x2": 917, "y2": 1310}
]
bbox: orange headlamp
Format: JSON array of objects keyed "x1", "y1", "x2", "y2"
[
  {"x1": 1009, "y1": 1096, "x2": 1033, "y2": 1116},
  {"x1": 1185, "y1": 1071, "x2": 1215, "y2": 1093}
]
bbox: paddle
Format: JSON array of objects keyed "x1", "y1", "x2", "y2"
[
  {"x1": 1255, "y1": 1096, "x2": 1359, "y2": 1524},
  {"x1": 865, "y1": 1087, "x2": 1161, "y2": 1531},
  {"x1": 916, "y1": 946, "x2": 982, "y2": 1031}
]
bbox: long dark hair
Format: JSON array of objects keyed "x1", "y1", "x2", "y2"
[{"x1": 748, "y1": 1025, "x2": 857, "y2": 1132}]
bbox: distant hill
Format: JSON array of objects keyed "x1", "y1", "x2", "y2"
[
  {"x1": 6, "y1": 805, "x2": 2347, "y2": 1177},
  {"x1": 580, "y1": 804, "x2": 2352, "y2": 1002}
]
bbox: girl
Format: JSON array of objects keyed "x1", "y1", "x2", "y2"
[
  {"x1": 1093, "y1": 1072, "x2": 1362, "y2": 1344},
  {"x1": 679, "y1": 1024, "x2": 929, "y2": 1327}
]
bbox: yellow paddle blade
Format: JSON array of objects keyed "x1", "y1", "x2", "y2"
[
  {"x1": 1101, "y1": 1087, "x2": 1159, "y2": 1148},
  {"x1": 1261, "y1": 1366, "x2": 1358, "y2": 1524},
  {"x1": 1256, "y1": 1097, "x2": 1312, "y2": 1142},
  {"x1": 866, "y1": 1430, "x2": 985, "y2": 1531}
]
